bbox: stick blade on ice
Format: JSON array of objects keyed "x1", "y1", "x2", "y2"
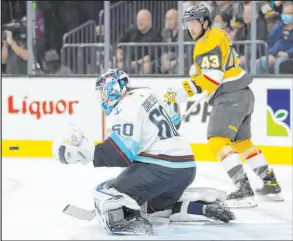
[{"x1": 63, "y1": 204, "x2": 96, "y2": 221}]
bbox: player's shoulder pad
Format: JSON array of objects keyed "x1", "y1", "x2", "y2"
[
  {"x1": 194, "y1": 27, "x2": 223, "y2": 54},
  {"x1": 211, "y1": 27, "x2": 226, "y2": 36},
  {"x1": 129, "y1": 88, "x2": 161, "y2": 113},
  {"x1": 129, "y1": 88, "x2": 155, "y2": 102},
  {"x1": 118, "y1": 88, "x2": 152, "y2": 112},
  {"x1": 209, "y1": 27, "x2": 230, "y2": 44},
  {"x1": 216, "y1": 28, "x2": 232, "y2": 45}
]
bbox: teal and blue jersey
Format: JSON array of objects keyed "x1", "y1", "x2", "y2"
[{"x1": 93, "y1": 88, "x2": 196, "y2": 169}]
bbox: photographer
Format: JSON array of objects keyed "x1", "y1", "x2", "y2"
[{"x1": 1, "y1": 17, "x2": 28, "y2": 75}]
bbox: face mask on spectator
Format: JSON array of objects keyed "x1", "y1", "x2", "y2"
[
  {"x1": 213, "y1": 22, "x2": 223, "y2": 29},
  {"x1": 281, "y1": 14, "x2": 293, "y2": 24}
]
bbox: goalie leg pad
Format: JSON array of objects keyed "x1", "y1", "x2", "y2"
[
  {"x1": 178, "y1": 187, "x2": 227, "y2": 202},
  {"x1": 169, "y1": 187, "x2": 235, "y2": 223},
  {"x1": 93, "y1": 180, "x2": 140, "y2": 225},
  {"x1": 93, "y1": 181, "x2": 153, "y2": 235},
  {"x1": 140, "y1": 202, "x2": 171, "y2": 226}
]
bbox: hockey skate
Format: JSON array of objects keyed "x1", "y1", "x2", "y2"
[
  {"x1": 226, "y1": 173, "x2": 257, "y2": 208},
  {"x1": 256, "y1": 169, "x2": 284, "y2": 201}
]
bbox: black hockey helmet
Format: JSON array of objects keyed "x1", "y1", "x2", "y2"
[{"x1": 182, "y1": 3, "x2": 212, "y2": 40}]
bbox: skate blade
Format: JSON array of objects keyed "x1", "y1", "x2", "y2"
[
  {"x1": 226, "y1": 196, "x2": 258, "y2": 209},
  {"x1": 267, "y1": 193, "x2": 284, "y2": 201},
  {"x1": 170, "y1": 220, "x2": 223, "y2": 226},
  {"x1": 258, "y1": 192, "x2": 284, "y2": 202},
  {"x1": 110, "y1": 230, "x2": 154, "y2": 236}
]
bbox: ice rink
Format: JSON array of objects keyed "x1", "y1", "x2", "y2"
[{"x1": 2, "y1": 158, "x2": 293, "y2": 240}]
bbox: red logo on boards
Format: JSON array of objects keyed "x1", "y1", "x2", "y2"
[{"x1": 8, "y1": 96, "x2": 79, "y2": 119}]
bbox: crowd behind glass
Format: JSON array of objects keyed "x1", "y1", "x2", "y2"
[{"x1": 1, "y1": 1, "x2": 293, "y2": 76}]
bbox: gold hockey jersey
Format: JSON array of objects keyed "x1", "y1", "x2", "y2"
[{"x1": 191, "y1": 27, "x2": 251, "y2": 99}]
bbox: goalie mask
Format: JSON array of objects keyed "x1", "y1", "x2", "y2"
[{"x1": 96, "y1": 69, "x2": 130, "y2": 116}]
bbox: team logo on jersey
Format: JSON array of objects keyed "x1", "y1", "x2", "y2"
[
  {"x1": 114, "y1": 107, "x2": 121, "y2": 115},
  {"x1": 267, "y1": 89, "x2": 291, "y2": 136}
]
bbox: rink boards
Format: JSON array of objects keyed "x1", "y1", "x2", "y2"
[{"x1": 2, "y1": 76, "x2": 292, "y2": 165}]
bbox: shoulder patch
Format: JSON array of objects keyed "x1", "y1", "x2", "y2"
[{"x1": 195, "y1": 46, "x2": 222, "y2": 70}]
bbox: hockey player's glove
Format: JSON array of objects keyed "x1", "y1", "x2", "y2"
[
  {"x1": 164, "y1": 80, "x2": 198, "y2": 104},
  {"x1": 164, "y1": 86, "x2": 187, "y2": 103},
  {"x1": 52, "y1": 125, "x2": 95, "y2": 165},
  {"x1": 164, "y1": 65, "x2": 202, "y2": 103}
]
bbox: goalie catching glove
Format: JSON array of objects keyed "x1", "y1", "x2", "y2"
[{"x1": 52, "y1": 125, "x2": 95, "y2": 165}]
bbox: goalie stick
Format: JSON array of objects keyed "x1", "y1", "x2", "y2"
[{"x1": 63, "y1": 204, "x2": 96, "y2": 221}]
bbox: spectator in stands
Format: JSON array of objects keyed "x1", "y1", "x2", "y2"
[
  {"x1": 112, "y1": 9, "x2": 162, "y2": 74},
  {"x1": 260, "y1": 1, "x2": 282, "y2": 32},
  {"x1": 269, "y1": 1, "x2": 284, "y2": 15},
  {"x1": 42, "y1": 49, "x2": 72, "y2": 75},
  {"x1": 37, "y1": 1, "x2": 90, "y2": 55},
  {"x1": 230, "y1": 2, "x2": 244, "y2": 31},
  {"x1": 212, "y1": 10, "x2": 234, "y2": 39},
  {"x1": 264, "y1": 9, "x2": 281, "y2": 32},
  {"x1": 234, "y1": 1, "x2": 268, "y2": 70},
  {"x1": 161, "y1": 8, "x2": 195, "y2": 75},
  {"x1": 1, "y1": 17, "x2": 28, "y2": 75},
  {"x1": 161, "y1": 9, "x2": 179, "y2": 74},
  {"x1": 255, "y1": 2, "x2": 293, "y2": 74},
  {"x1": 215, "y1": 1, "x2": 234, "y2": 26}
]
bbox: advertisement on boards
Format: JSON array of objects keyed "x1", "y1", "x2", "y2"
[
  {"x1": 266, "y1": 89, "x2": 291, "y2": 137},
  {"x1": 2, "y1": 77, "x2": 102, "y2": 157},
  {"x1": 2, "y1": 76, "x2": 292, "y2": 164},
  {"x1": 7, "y1": 95, "x2": 79, "y2": 120}
]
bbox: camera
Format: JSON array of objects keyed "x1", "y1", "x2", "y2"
[{"x1": 2, "y1": 16, "x2": 27, "y2": 42}]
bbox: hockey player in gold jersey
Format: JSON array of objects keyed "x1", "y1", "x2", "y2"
[{"x1": 165, "y1": 3, "x2": 283, "y2": 207}]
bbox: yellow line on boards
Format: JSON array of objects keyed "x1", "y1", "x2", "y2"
[{"x1": 2, "y1": 140, "x2": 293, "y2": 165}]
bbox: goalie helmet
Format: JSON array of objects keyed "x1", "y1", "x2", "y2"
[{"x1": 96, "y1": 69, "x2": 130, "y2": 116}]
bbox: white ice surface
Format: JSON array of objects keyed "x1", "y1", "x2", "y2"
[{"x1": 2, "y1": 158, "x2": 293, "y2": 240}]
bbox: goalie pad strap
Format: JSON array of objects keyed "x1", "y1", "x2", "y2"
[{"x1": 172, "y1": 201, "x2": 205, "y2": 215}]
